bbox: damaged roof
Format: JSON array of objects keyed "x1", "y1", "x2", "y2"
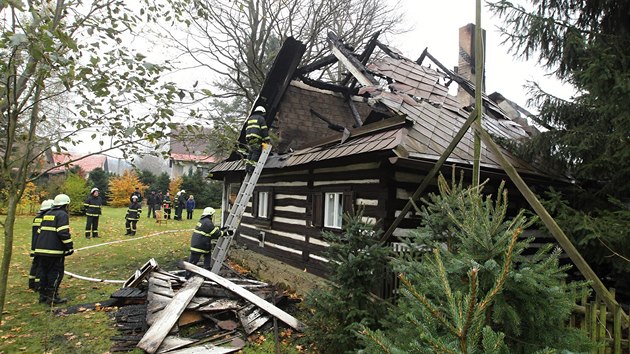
[{"x1": 211, "y1": 32, "x2": 551, "y2": 178}]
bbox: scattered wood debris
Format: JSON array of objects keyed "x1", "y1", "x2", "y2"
[{"x1": 103, "y1": 259, "x2": 304, "y2": 353}]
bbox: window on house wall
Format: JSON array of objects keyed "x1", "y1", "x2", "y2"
[
  {"x1": 257, "y1": 191, "x2": 269, "y2": 218},
  {"x1": 324, "y1": 192, "x2": 343, "y2": 229},
  {"x1": 252, "y1": 189, "x2": 273, "y2": 225}
]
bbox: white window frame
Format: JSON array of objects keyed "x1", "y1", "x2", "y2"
[
  {"x1": 324, "y1": 192, "x2": 343, "y2": 229},
  {"x1": 257, "y1": 191, "x2": 269, "y2": 218}
]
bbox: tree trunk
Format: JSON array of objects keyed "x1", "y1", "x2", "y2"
[{"x1": 0, "y1": 192, "x2": 19, "y2": 322}]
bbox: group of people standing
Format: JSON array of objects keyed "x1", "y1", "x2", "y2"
[{"x1": 145, "y1": 189, "x2": 196, "y2": 221}]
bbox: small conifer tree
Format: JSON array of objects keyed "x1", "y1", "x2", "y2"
[
  {"x1": 360, "y1": 174, "x2": 591, "y2": 353},
  {"x1": 303, "y1": 207, "x2": 391, "y2": 353}
]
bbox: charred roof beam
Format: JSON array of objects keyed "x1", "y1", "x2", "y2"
[
  {"x1": 297, "y1": 75, "x2": 354, "y2": 95},
  {"x1": 295, "y1": 54, "x2": 338, "y2": 76},
  {"x1": 341, "y1": 31, "x2": 381, "y2": 87},
  {"x1": 328, "y1": 32, "x2": 379, "y2": 87}
]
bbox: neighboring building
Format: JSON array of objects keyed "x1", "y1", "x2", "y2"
[
  {"x1": 168, "y1": 126, "x2": 218, "y2": 178},
  {"x1": 47, "y1": 153, "x2": 131, "y2": 177},
  {"x1": 209, "y1": 28, "x2": 566, "y2": 290}
]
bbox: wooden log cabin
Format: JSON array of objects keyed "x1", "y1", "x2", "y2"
[{"x1": 209, "y1": 28, "x2": 568, "y2": 283}]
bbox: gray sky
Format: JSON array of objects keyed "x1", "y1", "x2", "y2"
[{"x1": 388, "y1": 0, "x2": 574, "y2": 111}]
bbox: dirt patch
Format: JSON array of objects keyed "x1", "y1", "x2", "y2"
[{"x1": 228, "y1": 245, "x2": 330, "y2": 297}]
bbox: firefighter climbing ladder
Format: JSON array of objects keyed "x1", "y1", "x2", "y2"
[{"x1": 210, "y1": 143, "x2": 272, "y2": 274}]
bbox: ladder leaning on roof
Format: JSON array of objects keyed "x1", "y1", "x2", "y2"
[{"x1": 210, "y1": 143, "x2": 272, "y2": 274}]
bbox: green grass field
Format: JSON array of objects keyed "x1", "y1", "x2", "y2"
[{"x1": 0, "y1": 206, "x2": 211, "y2": 353}]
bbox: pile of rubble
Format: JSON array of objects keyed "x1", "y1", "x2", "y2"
[{"x1": 77, "y1": 259, "x2": 305, "y2": 353}]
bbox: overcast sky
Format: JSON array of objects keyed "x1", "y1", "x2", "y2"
[{"x1": 387, "y1": 0, "x2": 575, "y2": 111}]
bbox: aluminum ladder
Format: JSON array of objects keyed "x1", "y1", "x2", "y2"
[{"x1": 210, "y1": 143, "x2": 272, "y2": 274}]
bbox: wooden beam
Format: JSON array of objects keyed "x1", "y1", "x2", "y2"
[
  {"x1": 328, "y1": 32, "x2": 378, "y2": 87},
  {"x1": 381, "y1": 109, "x2": 478, "y2": 242},
  {"x1": 137, "y1": 276, "x2": 205, "y2": 354},
  {"x1": 473, "y1": 123, "x2": 629, "y2": 328},
  {"x1": 179, "y1": 261, "x2": 306, "y2": 332}
]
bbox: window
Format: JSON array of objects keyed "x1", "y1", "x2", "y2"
[
  {"x1": 324, "y1": 192, "x2": 343, "y2": 229},
  {"x1": 257, "y1": 191, "x2": 269, "y2": 218}
]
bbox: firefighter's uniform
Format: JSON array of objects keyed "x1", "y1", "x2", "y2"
[
  {"x1": 245, "y1": 107, "x2": 270, "y2": 174},
  {"x1": 188, "y1": 208, "x2": 226, "y2": 270},
  {"x1": 163, "y1": 194, "x2": 172, "y2": 219},
  {"x1": 34, "y1": 201, "x2": 74, "y2": 304},
  {"x1": 83, "y1": 189, "x2": 102, "y2": 238},
  {"x1": 125, "y1": 199, "x2": 142, "y2": 236},
  {"x1": 29, "y1": 209, "x2": 47, "y2": 290}
]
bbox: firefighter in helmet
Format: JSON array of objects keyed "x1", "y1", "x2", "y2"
[
  {"x1": 83, "y1": 187, "x2": 103, "y2": 238},
  {"x1": 244, "y1": 106, "x2": 270, "y2": 174},
  {"x1": 34, "y1": 194, "x2": 74, "y2": 305}
]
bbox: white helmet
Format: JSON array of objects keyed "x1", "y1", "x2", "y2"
[
  {"x1": 254, "y1": 106, "x2": 266, "y2": 114},
  {"x1": 181, "y1": 189, "x2": 185, "y2": 193},
  {"x1": 91, "y1": 187, "x2": 99, "y2": 194},
  {"x1": 40, "y1": 199, "x2": 54, "y2": 211},
  {"x1": 201, "y1": 207, "x2": 216, "y2": 217},
  {"x1": 53, "y1": 194, "x2": 71, "y2": 206},
  {"x1": 132, "y1": 195, "x2": 138, "y2": 201}
]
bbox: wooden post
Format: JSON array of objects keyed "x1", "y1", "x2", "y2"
[
  {"x1": 474, "y1": 125, "x2": 628, "y2": 327},
  {"x1": 591, "y1": 299, "x2": 599, "y2": 354},
  {"x1": 599, "y1": 302, "x2": 607, "y2": 354},
  {"x1": 580, "y1": 294, "x2": 588, "y2": 333},
  {"x1": 472, "y1": 0, "x2": 483, "y2": 187},
  {"x1": 613, "y1": 305, "x2": 630, "y2": 354}
]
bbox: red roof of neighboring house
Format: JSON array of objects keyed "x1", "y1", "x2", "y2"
[
  {"x1": 48, "y1": 153, "x2": 107, "y2": 174},
  {"x1": 170, "y1": 153, "x2": 217, "y2": 164}
]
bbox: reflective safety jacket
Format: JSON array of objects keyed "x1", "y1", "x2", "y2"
[
  {"x1": 31, "y1": 210, "x2": 46, "y2": 257},
  {"x1": 83, "y1": 195, "x2": 103, "y2": 216},
  {"x1": 190, "y1": 215, "x2": 224, "y2": 254},
  {"x1": 163, "y1": 196, "x2": 172, "y2": 210},
  {"x1": 126, "y1": 201, "x2": 142, "y2": 221},
  {"x1": 245, "y1": 113, "x2": 269, "y2": 145},
  {"x1": 34, "y1": 207, "x2": 73, "y2": 257}
]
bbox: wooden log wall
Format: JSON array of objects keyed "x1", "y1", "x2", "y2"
[{"x1": 225, "y1": 161, "x2": 387, "y2": 277}]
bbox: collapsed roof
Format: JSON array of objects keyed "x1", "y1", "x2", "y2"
[{"x1": 212, "y1": 31, "x2": 551, "y2": 179}]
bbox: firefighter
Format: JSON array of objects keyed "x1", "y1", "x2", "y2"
[
  {"x1": 83, "y1": 187, "x2": 103, "y2": 238},
  {"x1": 162, "y1": 191, "x2": 172, "y2": 219},
  {"x1": 35, "y1": 194, "x2": 74, "y2": 305},
  {"x1": 188, "y1": 207, "x2": 233, "y2": 273},
  {"x1": 125, "y1": 195, "x2": 142, "y2": 236},
  {"x1": 245, "y1": 106, "x2": 270, "y2": 174},
  {"x1": 174, "y1": 189, "x2": 186, "y2": 221},
  {"x1": 29, "y1": 199, "x2": 54, "y2": 291}
]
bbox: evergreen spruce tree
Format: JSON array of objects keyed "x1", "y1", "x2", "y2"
[
  {"x1": 487, "y1": 0, "x2": 630, "y2": 293},
  {"x1": 303, "y1": 208, "x2": 391, "y2": 353},
  {"x1": 360, "y1": 175, "x2": 591, "y2": 353}
]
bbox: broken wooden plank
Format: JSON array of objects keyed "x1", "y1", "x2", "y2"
[
  {"x1": 180, "y1": 261, "x2": 306, "y2": 332},
  {"x1": 124, "y1": 258, "x2": 158, "y2": 288},
  {"x1": 238, "y1": 304, "x2": 270, "y2": 335},
  {"x1": 137, "y1": 276, "x2": 205, "y2": 353},
  {"x1": 197, "y1": 299, "x2": 241, "y2": 312},
  {"x1": 156, "y1": 336, "x2": 196, "y2": 353},
  {"x1": 166, "y1": 344, "x2": 242, "y2": 354},
  {"x1": 178, "y1": 311, "x2": 205, "y2": 326}
]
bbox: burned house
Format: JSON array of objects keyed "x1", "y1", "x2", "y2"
[{"x1": 209, "y1": 25, "x2": 564, "y2": 281}]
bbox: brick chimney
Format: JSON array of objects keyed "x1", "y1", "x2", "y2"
[{"x1": 456, "y1": 23, "x2": 486, "y2": 107}]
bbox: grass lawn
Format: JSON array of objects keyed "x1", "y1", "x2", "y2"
[{"x1": 0, "y1": 206, "x2": 209, "y2": 353}]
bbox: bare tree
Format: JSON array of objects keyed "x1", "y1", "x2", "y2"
[
  {"x1": 0, "y1": 0, "x2": 177, "y2": 320},
  {"x1": 146, "y1": 0, "x2": 403, "y2": 154}
]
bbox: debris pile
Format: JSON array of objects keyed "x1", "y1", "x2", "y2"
[{"x1": 104, "y1": 259, "x2": 304, "y2": 353}]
